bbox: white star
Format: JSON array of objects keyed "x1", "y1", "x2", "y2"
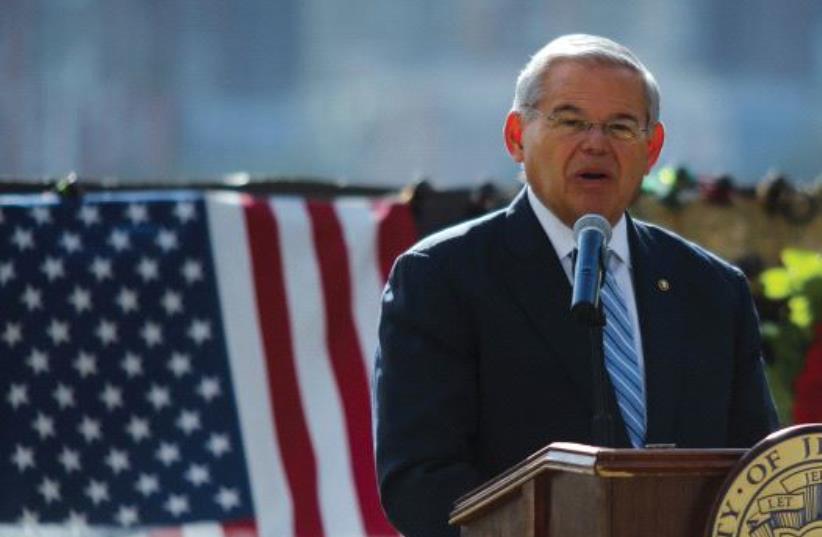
[
  {"x1": 108, "y1": 229, "x2": 131, "y2": 251},
  {"x1": 19, "y1": 508, "x2": 39, "y2": 526},
  {"x1": 0, "y1": 261, "x2": 15, "y2": 285},
  {"x1": 116, "y1": 287, "x2": 139, "y2": 313},
  {"x1": 77, "y1": 416, "x2": 102, "y2": 443},
  {"x1": 136, "y1": 257, "x2": 159, "y2": 282},
  {"x1": 156, "y1": 442, "x2": 180, "y2": 466},
  {"x1": 197, "y1": 377, "x2": 222, "y2": 401},
  {"x1": 26, "y1": 348, "x2": 49, "y2": 374},
  {"x1": 7, "y1": 384, "x2": 29, "y2": 409},
  {"x1": 115, "y1": 505, "x2": 139, "y2": 527},
  {"x1": 161, "y1": 289, "x2": 183, "y2": 315},
  {"x1": 185, "y1": 463, "x2": 210, "y2": 486},
  {"x1": 104, "y1": 448, "x2": 130, "y2": 474},
  {"x1": 74, "y1": 351, "x2": 98, "y2": 377},
  {"x1": 65, "y1": 510, "x2": 88, "y2": 531},
  {"x1": 85, "y1": 479, "x2": 109, "y2": 505},
  {"x1": 188, "y1": 319, "x2": 212, "y2": 345},
  {"x1": 174, "y1": 201, "x2": 196, "y2": 223},
  {"x1": 141, "y1": 321, "x2": 163, "y2": 347},
  {"x1": 40, "y1": 256, "x2": 65, "y2": 281},
  {"x1": 181, "y1": 259, "x2": 204, "y2": 284},
  {"x1": 206, "y1": 433, "x2": 231, "y2": 457},
  {"x1": 30, "y1": 206, "x2": 52, "y2": 225},
  {"x1": 215, "y1": 487, "x2": 241, "y2": 511},
  {"x1": 135, "y1": 474, "x2": 159, "y2": 496},
  {"x1": 47, "y1": 318, "x2": 70, "y2": 345},
  {"x1": 11, "y1": 444, "x2": 35, "y2": 471},
  {"x1": 68, "y1": 286, "x2": 92, "y2": 313},
  {"x1": 156, "y1": 228, "x2": 178, "y2": 252},
  {"x1": 121, "y1": 352, "x2": 143, "y2": 377},
  {"x1": 125, "y1": 416, "x2": 151, "y2": 442},
  {"x1": 53, "y1": 384, "x2": 75, "y2": 409},
  {"x1": 164, "y1": 494, "x2": 190, "y2": 517},
  {"x1": 89, "y1": 257, "x2": 113, "y2": 281},
  {"x1": 32, "y1": 412, "x2": 55, "y2": 439},
  {"x1": 146, "y1": 384, "x2": 171, "y2": 410},
  {"x1": 176, "y1": 409, "x2": 201, "y2": 435},
  {"x1": 58, "y1": 447, "x2": 81, "y2": 473},
  {"x1": 37, "y1": 477, "x2": 60, "y2": 503},
  {"x1": 77, "y1": 205, "x2": 100, "y2": 226},
  {"x1": 100, "y1": 383, "x2": 123, "y2": 411},
  {"x1": 2, "y1": 322, "x2": 23, "y2": 347},
  {"x1": 59, "y1": 231, "x2": 82, "y2": 253},
  {"x1": 20, "y1": 285, "x2": 42, "y2": 311},
  {"x1": 11, "y1": 227, "x2": 34, "y2": 250},
  {"x1": 168, "y1": 352, "x2": 191, "y2": 377},
  {"x1": 125, "y1": 204, "x2": 149, "y2": 224},
  {"x1": 96, "y1": 318, "x2": 118, "y2": 346}
]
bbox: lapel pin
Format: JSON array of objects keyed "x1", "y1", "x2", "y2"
[{"x1": 657, "y1": 278, "x2": 671, "y2": 292}]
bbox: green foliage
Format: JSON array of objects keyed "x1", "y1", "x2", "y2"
[{"x1": 759, "y1": 248, "x2": 822, "y2": 424}]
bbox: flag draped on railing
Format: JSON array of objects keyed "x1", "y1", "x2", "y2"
[{"x1": 0, "y1": 190, "x2": 416, "y2": 537}]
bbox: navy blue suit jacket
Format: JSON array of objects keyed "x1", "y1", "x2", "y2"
[{"x1": 373, "y1": 189, "x2": 778, "y2": 537}]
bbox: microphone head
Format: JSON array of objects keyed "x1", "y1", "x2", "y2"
[{"x1": 573, "y1": 214, "x2": 612, "y2": 246}]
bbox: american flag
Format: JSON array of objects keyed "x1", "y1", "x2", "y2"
[{"x1": 0, "y1": 190, "x2": 415, "y2": 537}]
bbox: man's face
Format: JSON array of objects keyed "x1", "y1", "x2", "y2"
[{"x1": 504, "y1": 60, "x2": 664, "y2": 227}]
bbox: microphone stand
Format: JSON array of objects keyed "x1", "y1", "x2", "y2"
[{"x1": 586, "y1": 305, "x2": 615, "y2": 447}]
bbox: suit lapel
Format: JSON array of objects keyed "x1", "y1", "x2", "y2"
[
  {"x1": 629, "y1": 218, "x2": 680, "y2": 445},
  {"x1": 494, "y1": 190, "x2": 593, "y2": 411}
]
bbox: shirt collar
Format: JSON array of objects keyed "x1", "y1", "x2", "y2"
[{"x1": 526, "y1": 186, "x2": 631, "y2": 267}]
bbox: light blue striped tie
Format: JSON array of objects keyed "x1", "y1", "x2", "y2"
[{"x1": 600, "y1": 266, "x2": 646, "y2": 448}]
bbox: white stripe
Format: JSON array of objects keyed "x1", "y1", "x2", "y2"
[
  {"x1": 272, "y1": 199, "x2": 366, "y2": 537},
  {"x1": 206, "y1": 192, "x2": 293, "y2": 537},
  {"x1": 334, "y1": 198, "x2": 383, "y2": 383},
  {"x1": 181, "y1": 521, "x2": 225, "y2": 537}
]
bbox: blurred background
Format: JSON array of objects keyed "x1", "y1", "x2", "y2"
[{"x1": 2, "y1": 0, "x2": 822, "y2": 188}]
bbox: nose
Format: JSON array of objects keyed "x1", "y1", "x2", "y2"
[{"x1": 579, "y1": 124, "x2": 610, "y2": 153}]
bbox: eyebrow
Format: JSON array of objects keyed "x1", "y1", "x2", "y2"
[{"x1": 550, "y1": 104, "x2": 641, "y2": 123}]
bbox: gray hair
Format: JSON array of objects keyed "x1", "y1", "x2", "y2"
[{"x1": 512, "y1": 34, "x2": 660, "y2": 126}]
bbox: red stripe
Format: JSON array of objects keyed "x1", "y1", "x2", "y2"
[
  {"x1": 244, "y1": 197, "x2": 325, "y2": 537},
  {"x1": 223, "y1": 519, "x2": 259, "y2": 537},
  {"x1": 307, "y1": 201, "x2": 398, "y2": 536},
  {"x1": 373, "y1": 200, "x2": 417, "y2": 283}
]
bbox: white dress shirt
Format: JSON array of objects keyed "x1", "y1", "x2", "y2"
[{"x1": 526, "y1": 186, "x2": 647, "y2": 386}]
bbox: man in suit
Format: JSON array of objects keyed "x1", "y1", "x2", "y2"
[{"x1": 373, "y1": 34, "x2": 778, "y2": 537}]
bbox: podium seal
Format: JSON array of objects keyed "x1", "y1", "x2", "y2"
[{"x1": 707, "y1": 424, "x2": 822, "y2": 537}]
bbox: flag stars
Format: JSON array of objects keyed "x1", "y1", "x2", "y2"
[
  {"x1": 197, "y1": 377, "x2": 222, "y2": 401},
  {"x1": 104, "y1": 448, "x2": 130, "y2": 474},
  {"x1": 19, "y1": 508, "x2": 39, "y2": 526},
  {"x1": 11, "y1": 227, "x2": 35, "y2": 250},
  {"x1": 215, "y1": 487, "x2": 241, "y2": 511},
  {"x1": 181, "y1": 259, "x2": 204, "y2": 284},
  {"x1": 7, "y1": 384, "x2": 29, "y2": 409},
  {"x1": 177, "y1": 409, "x2": 201, "y2": 435},
  {"x1": 47, "y1": 318, "x2": 70, "y2": 345},
  {"x1": 85, "y1": 479, "x2": 110, "y2": 505},
  {"x1": 53, "y1": 383, "x2": 76, "y2": 409},
  {"x1": 168, "y1": 352, "x2": 191, "y2": 377},
  {"x1": 3, "y1": 322, "x2": 23, "y2": 348},
  {"x1": 26, "y1": 348, "x2": 50, "y2": 374},
  {"x1": 115, "y1": 505, "x2": 139, "y2": 527},
  {"x1": 174, "y1": 201, "x2": 196, "y2": 223},
  {"x1": 156, "y1": 228, "x2": 179, "y2": 252},
  {"x1": 77, "y1": 416, "x2": 102, "y2": 443},
  {"x1": 146, "y1": 384, "x2": 171, "y2": 410},
  {"x1": 11, "y1": 444, "x2": 35, "y2": 471},
  {"x1": 188, "y1": 319, "x2": 212, "y2": 345},
  {"x1": 161, "y1": 289, "x2": 183, "y2": 315},
  {"x1": 156, "y1": 442, "x2": 181, "y2": 466},
  {"x1": 125, "y1": 416, "x2": 151, "y2": 442},
  {"x1": 89, "y1": 256, "x2": 113, "y2": 281},
  {"x1": 37, "y1": 477, "x2": 61, "y2": 503},
  {"x1": 121, "y1": 352, "x2": 143, "y2": 377},
  {"x1": 96, "y1": 318, "x2": 119, "y2": 346},
  {"x1": 0, "y1": 261, "x2": 15, "y2": 285},
  {"x1": 164, "y1": 494, "x2": 190, "y2": 517},
  {"x1": 108, "y1": 229, "x2": 131, "y2": 251},
  {"x1": 141, "y1": 321, "x2": 163, "y2": 347},
  {"x1": 185, "y1": 463, "x2": 210, "y2": 486},
  {"x1": 21, "y1": 285, "x2": 42, "y2": 311},
  {"x1": 32, "y1": 412, "x2": 55, "y2": 439},
  {"x1": 77, "y1": 205, "x2": 100, "y2": 226},
  {"x1": 137, "y1": 257, "x2": 160, "y2": 282},
  {"x1": 100, "y1": 383, "x2": 123, "y2": 411},
  {"x1": 58, "y1": 447, "x2": 81, "y2": 473},
  {"x1": 65, "y1": 510, "x2": 88, "y2": 531},
  {"x1": 29, "y1": 206, "x2": 52, "y2": 225},
  {"x1": 68, "y1": 286, "x2": 92, "y2": 313},
  {"x1": 125, "y1": 203, "x2": 149, "y2": 225},
  {"x1": 206, "y1": 433, "x2": 231, "y2": 457},
  {"x1": 135, "y1": 474, "x2": 159, "y2": 497},
  {"x1": 59, "y1": 231, "x2": 82, "y2": 253},
  {"x1": 116, "y1": 287, "x2": 139, "y2": 313},
  {"x1": 74, "y1": 351, "x2": 98, "y2": 378},
  {"x1": 40, "y1": 256, "x2": 66, "y2": 281}
]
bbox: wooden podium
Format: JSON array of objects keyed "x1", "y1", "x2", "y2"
[{"x1": 449, "y1": 442, "x2": 744, "y2": 537}]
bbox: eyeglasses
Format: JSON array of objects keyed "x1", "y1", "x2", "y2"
[{"x1": 526, "y1": 107, "x2": 649, "y2": 142}]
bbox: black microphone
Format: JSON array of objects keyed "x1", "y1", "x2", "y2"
[{"x1": 570, "y1": 214, "x2": 612, "y2": 325}]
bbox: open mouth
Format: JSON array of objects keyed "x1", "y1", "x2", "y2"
[{"x1": 579, "y1": 172, "x2": 608, "y2": 180}]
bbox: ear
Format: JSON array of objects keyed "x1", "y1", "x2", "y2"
[
  {"x1": 644, "y1": 121, "x2": 665, "y2": 172},
  {"x1": 504, "y1": 111, "x2": 525, "y2": 162}
]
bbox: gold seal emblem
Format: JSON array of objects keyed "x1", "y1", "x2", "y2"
[{"x1": 707, "y1": 424, "x2": 822, "y2": 537}]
